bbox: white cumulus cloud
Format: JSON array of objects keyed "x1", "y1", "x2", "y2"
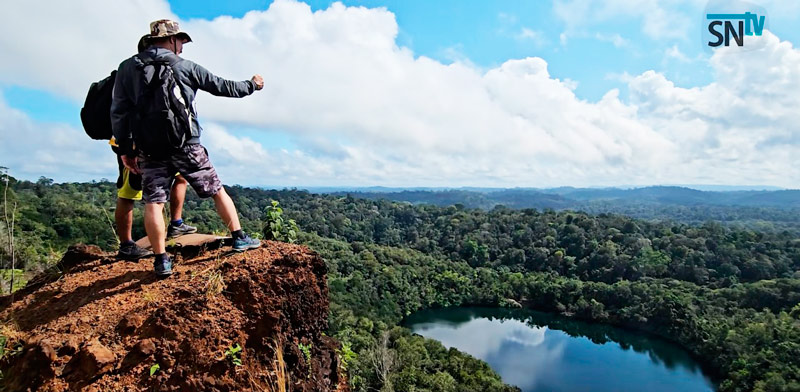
[
  {"x1": 0, "y1": 0, "x2": 798, "y2": 187},
  {"x1": 0, "y1": 94, "x2": 116, "y2": 181}
]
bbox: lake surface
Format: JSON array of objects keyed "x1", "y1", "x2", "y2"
[{"x1": 405, "y1": 307, "x2": 716, "y2": 392}]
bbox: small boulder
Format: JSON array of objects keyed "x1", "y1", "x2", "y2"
[
  {"x1": 59, "y1": 244, "x2": 105, "y2": 270},
  {"x1": 121, "y1": 339, "x2": 157, "y2": 369},
  {"x1": 117, "y1": 314, "x2": 145, "y2": 335},
  {"x1": 35, "y1": 340, "x2": 58, "y2": 363},
  {"x1": 64, "y1": 339, "x2": 117, "y2": 380},
  {"x1": 1, "y1": 340, "x2": 58, "y2": 391},
  {"x1": 58, "y1": 338, "x2": 80, "y2": 356},
  {"x1": 134, "y1": 339, "x2": 156, "y2": 356}
]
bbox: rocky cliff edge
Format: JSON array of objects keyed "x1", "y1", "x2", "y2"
[{"x1": 0, "y1": 240, "x2": 347, "y2": 392}]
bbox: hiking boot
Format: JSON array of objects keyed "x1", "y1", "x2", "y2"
[
  {"x1": 167, "y1": 222, "x2": 198, "y2": 238},
  {"x1": 232, "y1": 234, "x2": 261, "y2": 252},
  {"x1": 153, "y1": 257, "x2": 173, "y2": 277},
  {"x1": 118, "y1": 242, "x2": 153, "y2": 260}
]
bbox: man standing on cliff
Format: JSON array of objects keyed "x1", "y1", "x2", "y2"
[
  {"x1": 111, "y1": 19, "x2": 262, "y2": 277},
  {"x1": 113, "y1": 35, "x2": 197, "y2": 261}
]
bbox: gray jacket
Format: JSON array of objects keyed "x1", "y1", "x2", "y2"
[{"x1": 111, "y1": 46, "x2": 256, "y2": 156}]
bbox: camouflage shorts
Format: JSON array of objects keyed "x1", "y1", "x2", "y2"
[{"x1": 139, "y1": 144, "x2": 222, "y2": 203}]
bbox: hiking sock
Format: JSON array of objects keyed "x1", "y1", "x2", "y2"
[
  {"x1": 155, "y1": 253, "x2": 170, "y2": 263},
  {"x1": 231, "y1": 230, "x2": 244, "y2": 240},
  {"x1": 120, "y1": 240, "x2": 136, "y2": 247},
  {"x1": 170, "y1": 218, "x2": 184, "y2": 227}
]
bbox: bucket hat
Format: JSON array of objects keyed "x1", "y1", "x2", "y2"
[{"x1": 147, "y1": 19, "x2": 192, "y2": 43}]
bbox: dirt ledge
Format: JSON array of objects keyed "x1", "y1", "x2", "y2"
[{"x1": 0, "y1": 242, "x2": 348, "y2": 392}]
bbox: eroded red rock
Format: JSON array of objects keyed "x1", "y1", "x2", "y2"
[{"x1": 0, "y1": 241, "x2": 348, "y2": 392}]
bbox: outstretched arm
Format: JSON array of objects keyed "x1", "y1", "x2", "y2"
[{"x1": 188, "y1": 61, "x2": 262, "y2": 97}]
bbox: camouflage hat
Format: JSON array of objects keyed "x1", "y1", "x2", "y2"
[{"x1": 147, "y1": 19, "x2": 192, "y2": 43}]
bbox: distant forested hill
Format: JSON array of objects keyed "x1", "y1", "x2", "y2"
[{"x1": 332, "y1": 187, "x2": 800, "y2": 233}]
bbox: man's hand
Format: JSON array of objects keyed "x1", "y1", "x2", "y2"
[
  {"x1": 251, "y1": 74, "x2": 264, "y2": 91},
  {"x1": 121, "y1": 155, "x2": 141, "y2": 175}
]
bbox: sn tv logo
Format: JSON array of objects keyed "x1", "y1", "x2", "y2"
[
  {"x1": 707, "y1": 12, "x2": 765, "y2": 47},
  {"x1": 703, "y1": 0, "x2": 768, "y2": 50}
]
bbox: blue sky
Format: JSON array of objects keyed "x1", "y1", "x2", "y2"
[
  {"x1": 11, "y1": 0, "x2": 800, "y2": 124},
  {"x1": 3, "y1": 0, "x2": 717, "y2": 120},
  {"x1": 0, "y1": 1, "x2": 708, "y2": 125},
  {"x1": 115, "y1": 0, "x2": 800, "y2": 98},
  {"x1": 1, "y1": 0, "x2": 799, "y2": 187}
]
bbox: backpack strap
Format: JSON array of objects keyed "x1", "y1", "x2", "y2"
[{"x1": 135, "y1": 50, "x2": 193, "y2": 125}]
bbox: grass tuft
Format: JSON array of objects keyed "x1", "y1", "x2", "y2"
[{"x1": 204, "y1": 271, "x2": 225, "y2": 298}]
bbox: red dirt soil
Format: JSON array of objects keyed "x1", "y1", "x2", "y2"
[{"x1": 0, "y1": 241, "x2": 348, "y2": 392}]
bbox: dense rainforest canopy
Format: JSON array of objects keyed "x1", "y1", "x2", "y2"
[{"x1": 1, "y1": 174, "x2": 798, "y2": 391}]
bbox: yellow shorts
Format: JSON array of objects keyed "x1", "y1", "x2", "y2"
[
  {"x1": 115, "y1": 155, "x2": 180, "y2": 201},
  {"x1": 116, "y1": 156, "x2": 143, "y2": 201}
]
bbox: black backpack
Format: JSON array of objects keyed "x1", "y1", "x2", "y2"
[
  {"x1": 132, "y1": 56, "x2": 191, "y2": 158},
  {"x1": 80, "y1": 70, "x2": 117, "y2": 140}
]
